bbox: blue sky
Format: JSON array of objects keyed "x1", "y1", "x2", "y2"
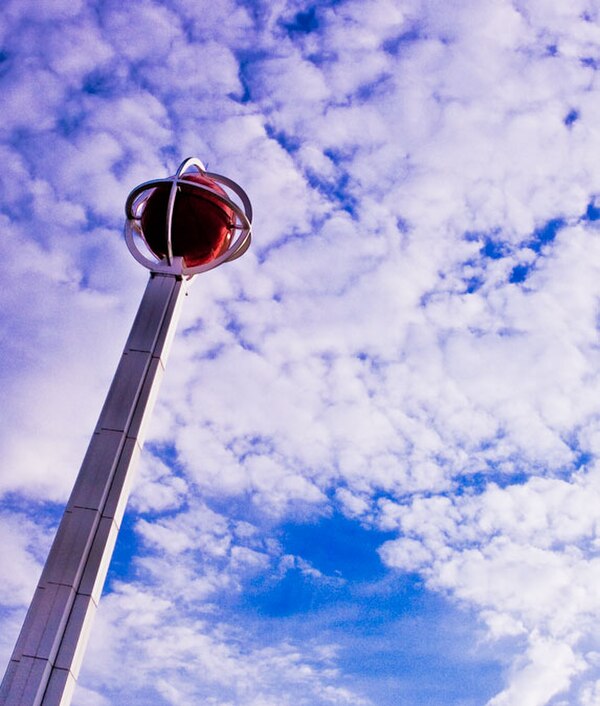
[{"x1": 2, "y1": 1, "x2": 600, "y2": 704}]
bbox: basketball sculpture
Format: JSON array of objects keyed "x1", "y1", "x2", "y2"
[{"x1": 125, "y1": 157, "x2": 252, "y2": 276}]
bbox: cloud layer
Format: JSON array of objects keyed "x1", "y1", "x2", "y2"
[{"x1": 2, "y1": 1, "x2": 600, "y2": 704}]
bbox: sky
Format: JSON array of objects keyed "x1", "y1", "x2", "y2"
[{"x1": 2, "y1": 0, "x2": 600, "y2": 704}]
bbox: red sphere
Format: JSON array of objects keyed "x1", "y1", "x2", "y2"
[{"x1": 141, "y1": 173, "x2": 234, "y2": 268}]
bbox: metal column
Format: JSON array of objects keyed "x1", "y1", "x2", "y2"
[{"x1": 0, "y1": 273, "x2": 186, "y2": 706}]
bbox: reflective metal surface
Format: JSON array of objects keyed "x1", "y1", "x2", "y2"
[{"x1": 0, "y1": 275, "x2": 186, "y2": 706}]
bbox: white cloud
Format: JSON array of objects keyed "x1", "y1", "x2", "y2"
[
  {"x1": 76, "y1": 581, "x2": 370, "y2": 706},
  {"x1": 487, "y1": 635, "x2": 585, "y2": 706},
  {"x1": 3, "y1": 1, "x2": 600, "y2": 704}
]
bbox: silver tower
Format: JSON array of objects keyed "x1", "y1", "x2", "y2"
[{"x1": 0, "y1": 158, "x2": 252, "y2": 706}]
